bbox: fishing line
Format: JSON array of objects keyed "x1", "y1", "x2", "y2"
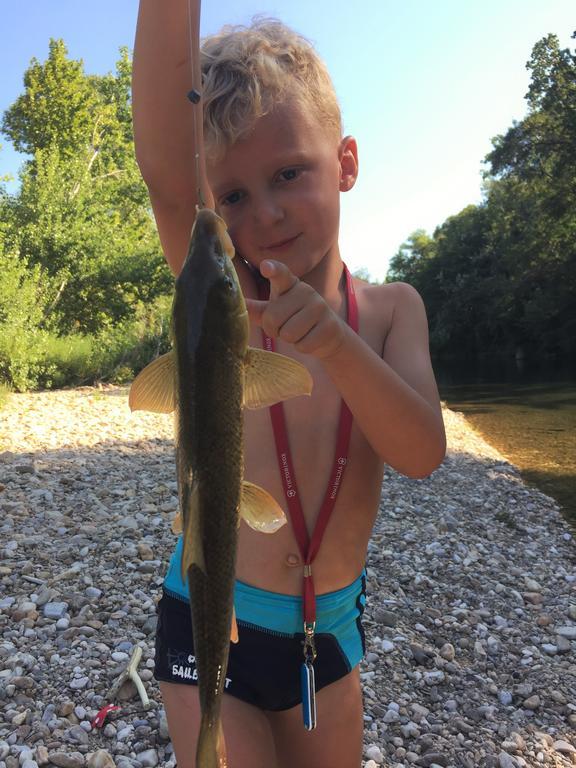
[{"x1": 187, "y1": 0, "x2": 206, "y2": 208}]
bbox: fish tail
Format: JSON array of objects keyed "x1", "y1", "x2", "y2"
[{"x1": 196, "y1": 716, "x2": 227, "y2": 768}]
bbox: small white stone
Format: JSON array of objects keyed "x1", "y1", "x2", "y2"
[
  {"x1": 365, "y1": 745, "x2": 384, "y2": 764},
  {"x1": 135, "y1": 750, "x2": 158, "y2": 768}
]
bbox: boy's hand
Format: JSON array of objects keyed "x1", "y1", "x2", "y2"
[{"x1": 245, "y1": 260, "x2": 346, "y2": 359}]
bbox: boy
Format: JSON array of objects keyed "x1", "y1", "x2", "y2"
[{"x1": 132, "y1": 2, "x2": 446, "y2": 766}]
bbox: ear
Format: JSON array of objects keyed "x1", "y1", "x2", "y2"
[{"x1": 338, "y1": 135, "x2": 358, "y2": 192}]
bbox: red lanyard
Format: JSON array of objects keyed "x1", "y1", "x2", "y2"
[{"x1": 258, "y1": 265, "x2": 359, "y2": 628}]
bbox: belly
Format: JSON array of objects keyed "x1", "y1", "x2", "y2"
[{"x1": 237, "y1": 402, "x2": 384, "y2": 595}]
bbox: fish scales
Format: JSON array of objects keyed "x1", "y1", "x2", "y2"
[{"x1": 174, "y1": 221, "x2": 244, "y2": 749}]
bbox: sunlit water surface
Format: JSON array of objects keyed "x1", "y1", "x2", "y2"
[{"x1": 438, "y1": 372, "x2": 576, "y2": 526}]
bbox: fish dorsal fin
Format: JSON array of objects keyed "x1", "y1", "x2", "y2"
[
  {"x1": 240, "y1": 480, "x2": 287, "y2": 533},
  {"x1": 243, "y1": 348, "x2": 312, "y2": 409},
  {"x1": 214, "y1": 213, "x2": 236, "y2": 260},
  {"x1": 128, "y1": 351, "x2": 176, "y2": 413},
  {"x1": 180, "y1": 483, "x2": 206, "y2": 578}
]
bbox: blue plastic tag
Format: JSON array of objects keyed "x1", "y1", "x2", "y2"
[{"x1": 301, "y1": 660, "x2": 317, "y2": 730}]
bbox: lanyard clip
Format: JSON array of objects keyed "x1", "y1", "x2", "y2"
[{"x1": 303, "y1": 621, "x2": 317, "y2": 662}]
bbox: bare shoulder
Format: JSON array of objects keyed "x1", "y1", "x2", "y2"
[
  {"x1": 360, "y1": 279, "x2": 425, "y2": 311},
  {"x1": 352, "y1": 278, "x2": 427, "y2": 356}
]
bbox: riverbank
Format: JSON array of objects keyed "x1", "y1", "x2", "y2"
[{"x1": 0, "y1": 388, "x2": 575, "y2": 768}]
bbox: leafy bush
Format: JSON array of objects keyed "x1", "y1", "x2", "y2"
[
  {"x1": 0, "y1": 289, "x2": 172, "y2": 392},
  {"x1": 0, "y1": 247, "x2": 52, "y2": 390}
]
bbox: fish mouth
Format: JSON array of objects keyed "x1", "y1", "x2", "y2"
[{"x1": 261, "y1": 234, "x2": 301, "y2": 251}]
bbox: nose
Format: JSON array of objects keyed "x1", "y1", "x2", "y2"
[{"x1": 251, "y1": 192, "x2": 285, "y2": 228}]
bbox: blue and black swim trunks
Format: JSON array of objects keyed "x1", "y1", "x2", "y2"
[{"x1": 154, "y1": 538, "x2": 367, "y2": 711}]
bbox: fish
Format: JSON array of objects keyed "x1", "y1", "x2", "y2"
[{"x1": 129, "y1": 207, "x2": 312, "y2": 768}]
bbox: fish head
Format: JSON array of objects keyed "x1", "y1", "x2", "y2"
[{"x1": 175, "y1": 208, "x2": 249, "y2": 356}]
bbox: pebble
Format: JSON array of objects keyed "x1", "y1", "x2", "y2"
[
  {"x1": 415, "y1": 754, "x2": 449, "y2": 767},
  {"x1": 135, "y1": 751, "x2": 158, "y2": 768},
  {"x1": 86, "y1": 752, "x2": 116, "y2": 768},
  {"x1": 554, "y1": 741, "x2": 576, "y2": 755},
  {"x1": 43, "y1": 602, "x2": 68, "y2": 619},
  {"x1": 523, "y1": 695, "x2": 541, "y2": 710},
  {"x1": 2, "y1": 391, "x2": 576, "y2": 768},
  {"x1": 47, "y1": 753, "x2": 85, "y2": 768},
  {"x1": 556, "y1": 626, "x2": 576, "y2": 640},
  {"x1": 499, "y1": 690, "x2": 513, "y2": 706},
  {"x1": 499, "y1": 753, "x2": 518, "y2": 768},
  {"x1": 365, "y1": 745, "x2": 384, "y2": 764},
  {"x1": 439, "y1": 642, "x2": 455, "y2": 661}
]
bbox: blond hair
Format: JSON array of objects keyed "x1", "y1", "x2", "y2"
[{"x1": 200, "y1": 18, "x2": 342, "y2": 160}]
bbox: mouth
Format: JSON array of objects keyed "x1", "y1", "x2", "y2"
[{"x1": 261, "y1": 234, "x2": 301, "y2": 251}]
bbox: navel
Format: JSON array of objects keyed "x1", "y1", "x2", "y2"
[{"x1": 285, "y1": 553, "x2": 301, "y2": 567}]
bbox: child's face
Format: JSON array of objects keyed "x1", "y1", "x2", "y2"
[{"x1": 207, "y1": 98, "x2": 357, "y2": 278}]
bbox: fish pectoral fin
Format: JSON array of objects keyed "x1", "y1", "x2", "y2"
[
  {"x1": 180, "y1": 484, "x2": 206, "y2": 578},
  {"x1": 240, "y1": 481, "x2": 287, "y2": 533},
  {"x1": 171, "y1": 511, "x2": 182, "y2": 535},
  {"x1": 231, "y1": 606, "x2": 239, "y2": 644},
  {"x1": 128, "y1": 351, "x2": 176, "y2": 413},
  {"x1": 243, "y1": 348, "x2": 313, "y2": 409}
]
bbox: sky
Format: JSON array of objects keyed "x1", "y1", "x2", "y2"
[{"x1": 0, "y1": 1, "x2": 574, "y2": 281}]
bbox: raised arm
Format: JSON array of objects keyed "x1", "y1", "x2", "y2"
[{"x1": 132, "y1": 0, "x2": 214, "y2": 275}]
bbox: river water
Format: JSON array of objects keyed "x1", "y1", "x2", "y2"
[{"x1": 436, "y1": 362, "x2": 576, "y2": 525}]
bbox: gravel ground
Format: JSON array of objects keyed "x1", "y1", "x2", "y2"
[{"x1": 0, "y1": 386, "x2": 575, "y2": 768}]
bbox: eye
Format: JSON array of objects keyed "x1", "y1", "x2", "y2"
[
  {"x1": 277, "y1": 167, "x2": 300, "y2": 182},
  {"x1": 220, "y1": 189, "x2": 244, "y2": 207}
]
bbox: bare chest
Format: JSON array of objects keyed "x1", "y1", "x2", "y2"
[{"x1": 237, "y1": 284, "x2": 392, "y2": 592}]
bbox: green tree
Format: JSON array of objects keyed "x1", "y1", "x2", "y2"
[
  {"x1": 2, "y1": 39, "x2": 97, "y2": 160},
  {"x1": 387, "y1": 229, "x2": 436, "y2": 285},
  {"x1": 389, "y1": 31, "x2": 576, "y2": 365},
  {"x1": 1, "y1": 40, "x2": 170, "y2": 335}
]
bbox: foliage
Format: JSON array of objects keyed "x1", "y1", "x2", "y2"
[
  {"x1": 0, "y1": 39, "x2": 173, "y2": 390},
  {"x1": 388, "y1": 32, "x2": 576, "y2": 365},
  {"x1": 0, "y1": 293, "x2": 172, "y2": 392}
]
